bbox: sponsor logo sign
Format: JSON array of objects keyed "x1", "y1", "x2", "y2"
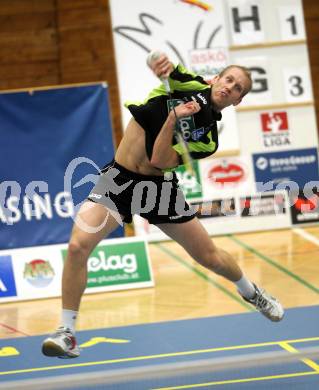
[
  {"x1": 189, "y1": 47, "x2": 229, "y2": 79},
  {"x1": 206, "y1": 160, "x2": 246, "y2": 187},
  {"x1": 175, "y1": 161, "x2": 202, "y2": 199},
  {"x1": 191, "y1": 198, "x2": 236, "y2": 219},
  {"x1": 62, "y1": 240, "x2": 152, "y2": 290},
  {"x1": 23, "y1": 259, "x2": 55, "y2": 288},
  {"x1": 240, "y1": 194, "x2": 286, "y2": 217},
  {"x1": 0, "y1": 85, "x2": 123, "y2": 250},
  {"x1": 253, "y1": 148, "x2": 319, "y2": 192},
  {"x1": 290, "y1": 190, "x2": 319, "y2": 224},
  {"x1": 0, "y1": 256, "x2": 17, "y2": 298},
  {"x1": 260, "y1": 111, "x2": 291, "y2": 148}
]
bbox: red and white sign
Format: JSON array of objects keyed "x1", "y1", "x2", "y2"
[
  {"x1": 260, "y1": 111, "x2": 292, "y2": 149},
  {"x1": 261, "y1": 112, "x2": 289, "y2": 133},
  {"x1": 206, "y1": 161, "x2": 246, "y2": 187},
  {"x1": 290, "y1": 190, "x2": 319, "y2": 225},
  {"x1": 200, "y1": 156, "x2": 254, "y2": 199}
]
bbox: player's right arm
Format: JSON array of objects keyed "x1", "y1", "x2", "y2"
[{"x1": 150, "y1": 101, "x2": 200, "y2": 169}]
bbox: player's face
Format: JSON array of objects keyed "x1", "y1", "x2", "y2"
[{"x1": 210, "y1": 68, "x2": 250, "y2": 111}]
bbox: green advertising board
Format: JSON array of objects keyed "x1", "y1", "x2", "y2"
[
  {"x1": 175, "y1": 161, "x2": 202, "y2": 199},
  {"x1": 62, "y1": 239, "x2": 153, "y2": 292}
]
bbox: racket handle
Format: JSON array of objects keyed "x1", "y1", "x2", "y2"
[
  {"x1": 161, "y1": 77, "x2": 171, "y2": 93},
  {"x1": 147, "y1": 50, "x2": 171, "y2": 92}
]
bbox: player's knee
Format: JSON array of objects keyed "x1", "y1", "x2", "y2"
[
  {"x1": 200, "y1": 248, "x2": 224, "y2": 272},
  {"x1": 68, "y1": 239, "x2": 91, "y2": 262}
]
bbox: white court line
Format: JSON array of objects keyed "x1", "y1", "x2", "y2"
[{"x1": 293, "y1": 228, "x2": 319, "y2": 246}]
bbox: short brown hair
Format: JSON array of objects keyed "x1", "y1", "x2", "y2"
[{"x1": 219, "y1": 65, "x2": 252, "y2": 97}]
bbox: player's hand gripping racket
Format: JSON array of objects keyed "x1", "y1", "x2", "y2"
[{"x1": 147, "y1": 51, "x2": 196, "y2": 177}]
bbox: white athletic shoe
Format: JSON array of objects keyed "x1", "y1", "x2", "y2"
[
  {"x1": 241, "y1": 284, "x2": 284, "y2": 322},
  {"x1": 42, "y1": 326, "x2": 80, "y2": 358}
]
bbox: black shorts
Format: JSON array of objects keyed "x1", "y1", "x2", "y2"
[{"x1": 88, "y1": 160, "x2": 195, "y2": 224}]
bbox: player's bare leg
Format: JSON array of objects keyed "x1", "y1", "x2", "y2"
[
  {"x1": 157, "y1": 218, "x2": 284, "y2": 322},
  {"x1": 42, "y1": 201, "x2": 122, "y2": 358}
]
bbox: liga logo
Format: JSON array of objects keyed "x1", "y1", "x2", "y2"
[
  {"x1": 260, "y1": 112, "x2": 291, "y2": 148},
  {"x1": 261, "y1": 112, "x2": 288, "y2": 132},
  {"x1": 23, "y1": 259, "x2": 55, "y2": 288}
]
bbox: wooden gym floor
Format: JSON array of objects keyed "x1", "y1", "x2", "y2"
[{"x1": 1, "y1": 226, "x2": 318, "y2": 339}]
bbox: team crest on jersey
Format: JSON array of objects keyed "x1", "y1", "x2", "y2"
[{"x1": 191, "y1": 127, "x2": 205, "y2": 140}]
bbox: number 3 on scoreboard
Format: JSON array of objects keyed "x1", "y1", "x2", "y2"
[{"x1": 283, "y1": 67, "x2": 312, "y2": 103}]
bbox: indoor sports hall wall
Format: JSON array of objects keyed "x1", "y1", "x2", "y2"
[
  {"x1": 0, "y1": 0, "x2": 318, "y2": 145},
  {"x1": 0, "y1": 0, "x2": 123, "y2": 146}
]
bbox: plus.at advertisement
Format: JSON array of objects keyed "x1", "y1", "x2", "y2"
[{"x1": 62, "y1": 239, "x2": 154, "y2": 293}]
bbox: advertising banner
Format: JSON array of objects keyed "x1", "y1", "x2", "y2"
[
  {"x1": 237, "y1": 106, "x2": 319, "y2": 155},
  {"x1": 200, "y1": 155, "x2": 255, "y2": 198},
  {"x1": 253, "y1": 147, "x2": 319, "y2": 193},
  {"x1": 0, "y1": 237, "x2": 153, "y2": 303},
  {"x1": 239, "y1": 193, "x2": 286, "y2": 217},
  {"x1": 63, "y1": 240, "x2": 153, "y2": 293},
  {"x1": 290, "y1": 189, "x2": 319, "y2": 225},
  {"x1": 0, "y1": 83, "x2": 124, "y2": 250},
  {"x1": 133, "y1": 190, "x2": 291, "y2": 241}
]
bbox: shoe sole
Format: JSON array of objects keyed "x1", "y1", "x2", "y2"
[
  {"x1": 42, "y1": 340, "x2": 79, "y2": 358},
  {"x1": 42, "y1": 340, "x2": 66, "y2": 357}
]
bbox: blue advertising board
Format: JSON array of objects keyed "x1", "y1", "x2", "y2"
[
  {"x1": 0, "y1": 255, "x2": 17, "y2": 298},
  {"x1": 0, "y1": 83, "x2": 123, "y2": 249},
  {"x1": 253, "y1": 148, "x2": 319, "y2": 193}
]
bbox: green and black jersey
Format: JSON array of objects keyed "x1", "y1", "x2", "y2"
[{"x1": 125, "y1": 64, "x2": 221, "y2": 167}]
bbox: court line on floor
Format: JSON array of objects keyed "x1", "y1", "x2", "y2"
[
  {"x1": 293, "y1": 228, "x2": 319, "y2": 247},
  {"x1": 153, "y1": 370, "x2": 319, "y2": 389},
  {"x1": 0, "y1": 323, "x2": 30, "y2": 337},
  {"x1": 155, "y1": 243, "x2": 253, "y2": 311},
  {"x1": 1, "y1": 336, "x2": 319, "y2": 376},
  {"x1": 228, "y1": 235, "x2": 319, "y2": 294}
]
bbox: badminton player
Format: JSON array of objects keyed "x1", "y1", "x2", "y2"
[{"x1": 42, "y1": 52, "x2": 284, "y2": 359}]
